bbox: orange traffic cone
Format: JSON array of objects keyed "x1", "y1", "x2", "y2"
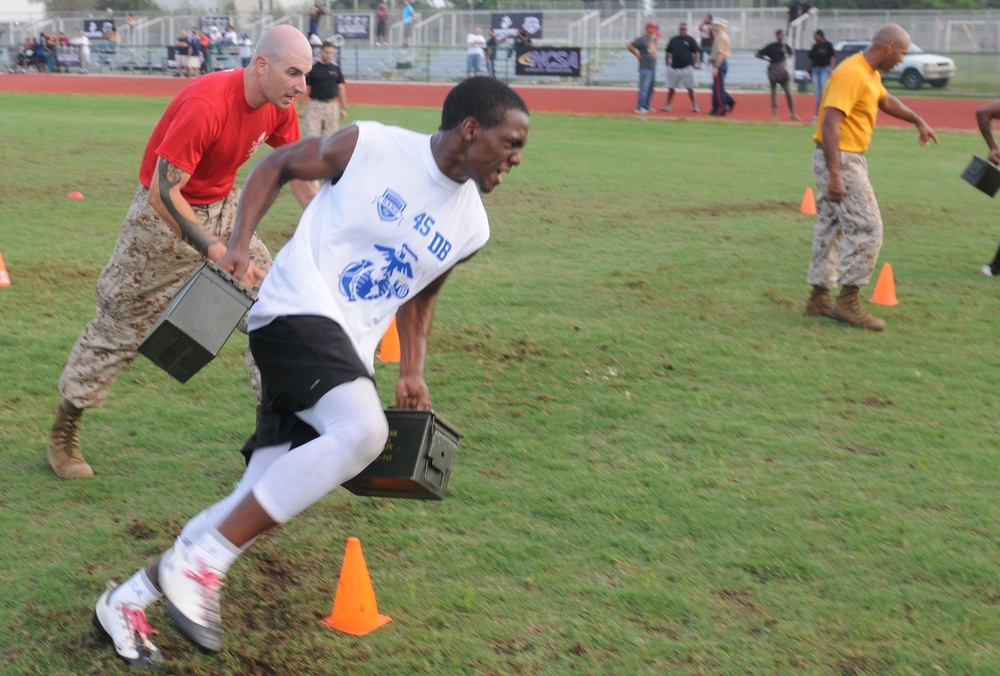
[
  {"x1": 800, "y1": 187, "x2": 817, "y2": 215},
  {"x1": 321, "y1": 537, "x2": 391, "y2": 636},
  {"x1": 871, "y1": 263, "x2": 898, "y2": 306},
  {"x1": 0, "y1": 250, "x2": 10, "y2": 287},
  {"x1": 377, "y1": 317, "x2": 400, "y2": 363}
]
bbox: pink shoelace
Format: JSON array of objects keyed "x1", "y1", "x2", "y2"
[
  {"x1": 184, "y1": 565, "x2": 223, "y2": 590},
  {"x1": 123, "y1": 607, "x2": 158, "y2": 639}
]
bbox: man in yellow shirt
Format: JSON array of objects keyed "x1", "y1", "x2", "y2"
[{"x1": 804, "y1": 24, "x2": 936, "y2": 330}]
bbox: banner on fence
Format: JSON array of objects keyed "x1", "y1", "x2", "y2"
[
  {"x1": 83, "y1": 19, "x2": 114, "y2": 40},
  {"x1": 335, "y1": 14, "x2": 371, "y2": 40},
  {"x1": 491, "y1": 13, "x2": 543, "y2": 42},
  {"x1": 515, "y1": 45, "x2": 580, "y2": 77}
]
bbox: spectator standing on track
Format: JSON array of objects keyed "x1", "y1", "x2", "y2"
[
  {"x1": 661, "y1": 22, "x2": 700, "y2": 113},
  {"x1": 807, "y1": 29, "x2": 836, "y2": 122},
  {"x1": 627, "y1": 22, "x2": 659, "y2": 115},
  {"x1": 45, "y1": 25, "x2": 316, "y2": 482},
  {"x1": 756, "y1": 29, "x2": 798, "y2": 121},
  {"x1": 302, "y1": 41, "x2": 348, "y2": 137},
  {"x1": 804, "y1": 24, "x2": 936, "y2": 331},
  {"x1": 708, "y1": 19, "x2": 735, "y2": 117}
]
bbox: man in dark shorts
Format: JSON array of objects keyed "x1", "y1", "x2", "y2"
[
  {"x1": 756, "y1": 29, "x2": 798, "y2": 121},
  {"x1": 89, "y1": 77, "x2": 530, "y2": 666}
]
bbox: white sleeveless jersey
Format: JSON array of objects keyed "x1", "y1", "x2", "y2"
[{"x1": 248, "y1": 121, "x2": 490, "y2": 373}]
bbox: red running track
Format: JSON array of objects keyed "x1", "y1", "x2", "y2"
[{"x1": 0, "y1": 73, "x2": 986, "y2": 131}]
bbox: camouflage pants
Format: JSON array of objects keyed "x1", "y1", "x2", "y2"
[
  {"x1": 59, "y1": 186, "x2": 273, "y2": 410},
  {"x1": 302, "y1": 99, "x2": 340, "y2": 138},
  {"x1": 807, "y1": 147, "x2": 883, "y2": 289}
]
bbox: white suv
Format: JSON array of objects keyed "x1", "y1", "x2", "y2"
[{"x1": 833, "y1": 40, "x2": 956, "y2": 90}]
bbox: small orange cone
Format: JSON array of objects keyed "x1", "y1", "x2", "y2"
[
  {"x1": 321, "y1": 537, "x2": 391, "y2": 636},
  {"x1": 0, "y1": 250, "x2": 9, "y2": 287},
  {"x1": 871, "y1": 263, "x2": 898, "y2": 306},
  {"x1": 377, "y1": 317, "x2": 400, "y2": 363},
  {"x1": 800, "y1": 187, "x2": 817, "y2": 215},
  {"x1": 67, "y1": 191, "x2": 84, "y2": 199}
]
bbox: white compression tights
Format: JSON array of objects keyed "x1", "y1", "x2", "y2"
[{"x1": 178, "y1": 377, "x2": 388, "y2": 546}]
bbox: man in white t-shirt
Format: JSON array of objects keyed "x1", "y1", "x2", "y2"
[
  {"x1": 91, "y1": 77, "x2": 529, "y2": 662},
  {"x1": 466, "y1": 26, "x2": 486, "y2": 77}
]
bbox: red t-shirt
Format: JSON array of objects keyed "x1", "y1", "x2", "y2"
[{"x1": 138, "y1": 69, "x2": 300, "y2": 205}]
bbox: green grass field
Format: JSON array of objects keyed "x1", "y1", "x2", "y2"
[{"x1": 0, "y1": 92, "x2": 998, "y2": 674}]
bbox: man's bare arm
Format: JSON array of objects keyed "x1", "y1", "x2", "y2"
[
  {"x1": 879, "y1": 94, "x2": 938, "y2": 146},
  {"x1": 218, "y1": 125, "x2": 360, "y2": 281},
  {"x1": 148, "y1": 157, "x2": 225, "y2": 260}
]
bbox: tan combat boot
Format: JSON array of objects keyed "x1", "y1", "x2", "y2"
[
  {"x1": 829, "y1": 285, "x2": 886, "y2": 331},
  {"x1": 803, "y1": 285, "x2": 832, "y2": 317},
  {"x1": 47, "y1": 400, "x2": 94, "y2": 479}
]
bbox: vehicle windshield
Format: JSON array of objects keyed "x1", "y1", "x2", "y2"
[{"x1": 907, "y1": 45, "x2": 924, "y2": 54}]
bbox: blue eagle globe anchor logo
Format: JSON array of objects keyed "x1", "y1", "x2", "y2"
[{"x1": 339, "y1": 244, "x2": 418, "y2": 301}]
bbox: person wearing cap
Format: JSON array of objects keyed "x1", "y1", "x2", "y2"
[
  {"x1": 806, "y1": 29, "x2": 836, "y2": 122},
  {"x1": 708, "y1": 19, "x2": 736, "y2": 117},
  {"x1": 756, "y1": 29, "x2": 798, "y2": 121},
  {"x1": 627, "y1": 22, "x2": 660, "y2": 114},
  {"x1": 804, "y1": 24, "x2": 936, "y2": 330}
]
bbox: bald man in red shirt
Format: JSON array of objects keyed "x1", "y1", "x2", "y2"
[{"x1": 48, "y1": 25, "x2": 316, "y2": 480}]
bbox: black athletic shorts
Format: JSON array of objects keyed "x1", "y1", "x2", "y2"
[{"x1": 242, "y1": 315, "x2": 373, "y2": 461}]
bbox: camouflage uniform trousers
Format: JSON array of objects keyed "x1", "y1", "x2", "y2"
[
  {"x1": 58, "y1": 185, "x2": 272, "y2": 410},
  {"x1": 807, "y1": 147, "x2": 883, "y2": 289},
  {"x1": 302, "y1": 98, "x2": 341, "y2": 138}
]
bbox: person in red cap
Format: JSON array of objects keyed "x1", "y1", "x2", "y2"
[{"x1": 628, "y1": 21, "x2": 660, "y2": 114}]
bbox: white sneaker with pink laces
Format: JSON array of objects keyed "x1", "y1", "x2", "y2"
[{"x1": 93, "y1": 581, "x2": 164, "y2": 668}]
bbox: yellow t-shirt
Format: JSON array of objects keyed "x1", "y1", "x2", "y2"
[{"x1": 812, "y1": 52, "x2": 887, "y2": 153}]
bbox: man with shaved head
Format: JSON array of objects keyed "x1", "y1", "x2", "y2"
[
  {"x1": 81, "y1": 24, "x2": 318, "y2": 666},
  {"x1": 48, "y1": 25, "x2": 317, "y2": 490},
  {"x1": 804, "y1": 23, "x2": 936, "y2": 330}
]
